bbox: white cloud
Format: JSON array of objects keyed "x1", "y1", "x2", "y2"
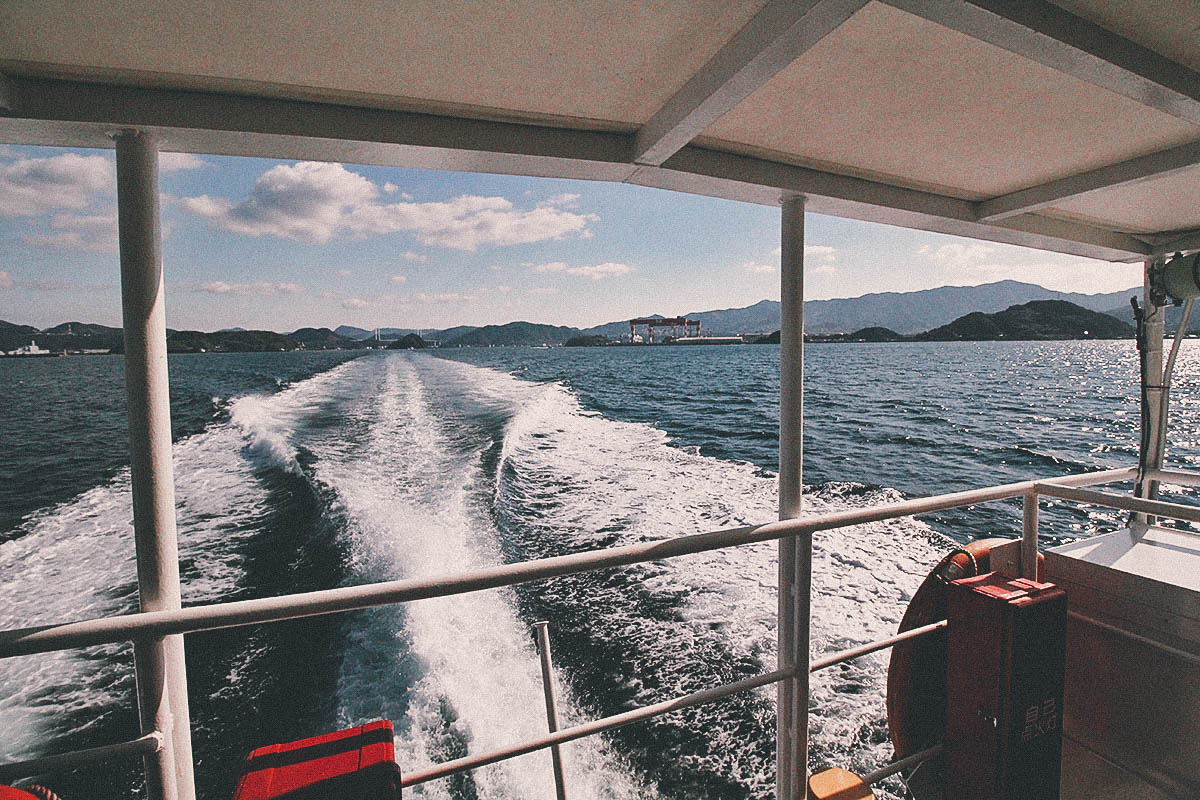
[
  {"x1": 528, "y1": 287, "x2": 559, "y2": 296},
  {"x1": 811, "y1": 264, "x2": 837, "y2": 276},
  {"x1": 0, "y1": 153, "x2": 112, "y2": 217},
  {"x1": 413, "y1": 292, "x2": 478, "y2": 303},
  {"x1": 159, "y1": 153, "x2": 208, "y2": 172},
  {"x1": 805, "y1": 245, "x2": 836, "y2": 263},
  {"x1": 928, "y1": 242, "x2": 995, "y2": 267},
  {"x1": 383, "y1": 182, "x2": 398, "y2": 193},
  {"x1": 21, "y1": 278, "x2": 75, "y2": 291},
  {"x1": 389, "y1": 274, "x2": 408, "y2": 285},
  {"x1": 342, "y1": 298, "x2": 369, "y2": 309},
  {"x1": 567, "y1": 262, "x2": 631, "y2": 280},
  {"x1": 183, "y1": 162, "x2": 377, "y2": 243},
  {"x1": 542, "y1": 193, "x2": 580, "y2": 207},
  {"x1": 529, "y1": 260, "x2": 632, "y2": 279},
  {"x1": 20, "y1": 212, "x2": 119, "y2": 252},
  {"x1": 742, "y1": 261, "x2": 775, "y2": 274},
  {"x1": 494, "y1": 285, "x2": 513, "y2": 294},
  {"x1": 182, "y1": 161, "x2": 597, "y2": 249},
  {"x1": 336, "y1": 269, "x2": 352, "y2": 277},
  {"x1": 0, "y1": 271, "x2": 12, "y2": 289},
  {"x1": 194, "y1": 281, "x2": 304, "y2": 296},
  {"x1": 402, "y1": 250, "x2": 428, "y2": 263}
]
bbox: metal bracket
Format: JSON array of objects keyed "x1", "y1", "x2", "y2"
[{"x1": 1147, "y1": 258, "x2": 1170, "y2": 307}]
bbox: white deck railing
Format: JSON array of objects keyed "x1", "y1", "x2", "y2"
[{"x1": 0, "y1": 465, "x2": 1144, "y2": 793}]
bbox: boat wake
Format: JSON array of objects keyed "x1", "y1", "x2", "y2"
[{"x1": 0, "y1": 353, "x2": 952, "y2": 799}]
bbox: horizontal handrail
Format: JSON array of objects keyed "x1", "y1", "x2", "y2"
[
  {"x1": 1146, "y1": 467, "x2": 1200, "y2": 488},
  {"x1": 808, "y1": 620, "x2": 946, "y2": 673},
  {"x1": 403, "y1": 620, "x2": 950, "y2": 788},
  {"x1": 0, "y1": 467, "x2": 1134, "y2": 659},
  {"x1": 1033, "y1": 482, "x2": 1200, "y2": 525},
  {"x1": 861, "y1": 743, "x2": 943, "y2": 785},
  {"x1": 402, "y1": 667, "x2": 794, "y2": 787},
  {"x1": 0, "y1": 732, "x2": 162, "y2": 782}
]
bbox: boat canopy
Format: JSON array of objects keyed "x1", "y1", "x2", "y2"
[{"x1": 1, "y1": 0, "x2": 1197, "y2": 263}]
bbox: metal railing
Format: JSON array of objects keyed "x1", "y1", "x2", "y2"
[{"x1": 0, "y1": 465, "x2": 1142, "y2": 794}]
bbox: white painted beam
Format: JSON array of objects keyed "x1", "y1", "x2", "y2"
[
  {"x1": 632, "y1": 147, "x2": 1149, "y2": 259},
  {"x1": 884, "y1": 0, "x2": 1200, "y2": 125},
  {"x1": 633, "y1": 0, "x2": 868, "y2": 166},
  {"x1": 0, "y1": 75, "x2": 1150, "y2": 261},
  {"x1": 0, "y1": 75, "x2": 638, "y2": 181},
  {"x1": 777, "y1": 196, "x2": 809, "y2": 800},
  {"x1": 978, "y1": 138, "x2": 1200, "y2": 221},
  {"x1": 1155, "y1": 228, "x2": 1200, "y2": 256}
]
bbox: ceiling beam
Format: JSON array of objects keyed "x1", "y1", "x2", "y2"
[
  {"x1": 632, "y1": 0, "x2": 868, "y2": 166},
  {"x1": 978, "y1": 138, "x2": 1200, "y2": 221},
  {"x1": 1155, "y1": 229, "x2": 1200, "y2": 256},
  {"x1": 0, "y1": 73, "x2": 1149, "y2": 261},
  {"x1": 631, "y1": 147, "x2": 1148, "y2": 260},
  {"x1": 884, "y1": 0, "x2": 1200, "y2": 126},
  {"x1": 0, "y1": 75, "x2": 639, "y2": 181}
]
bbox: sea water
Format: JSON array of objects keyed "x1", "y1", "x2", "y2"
[{"x1": 0, "y1": 342, "x2": 1192, "y2": 799}]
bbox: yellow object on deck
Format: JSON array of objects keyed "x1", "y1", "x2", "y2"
[{"x1": 807, "y1": 767, "x2": 877, "y2": 800}]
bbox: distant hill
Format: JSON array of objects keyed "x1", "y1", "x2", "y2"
[
  {"x1": 335, "y1": 325, "x2": 374, "y2": 340},
  {"x1": 159, "y1": 329, "x2": 300, "y2": 353},
  {"x1": 565, "y1": 334, "x2": 613, "y2": 347},
  {"x1": 445, "y1": 321, "x2": 579, "y2": 347},
  {"x1": 335, "y1": 324, "x2": 480, "y2": 342},
  {"x1": 583, "y1": 281, "x2": 1140, "y2": 337},
  {"x1": 38, "y1": 322, "x2": 124, "y2": 352},
  {"x1": 387, "y1": 333, "x2": 428, "y2": 349},
  {"x1": 917, "y1": 300, "x2": 1134, "y2": 341},
  {"x1": 803, "y1": 281, "x2": 1138, "y2": 335},
  {"x1": 1102, "y1": 302, "x2": 1200, "y2": 333},
  {"x1": 42, "y1": 322, "x2": 121, "y2": 336},
  {"x1": 289, "y1": 327, "x2": 361, "y2": 349},
  {"x1": 0, "y1": 320, "x2": 43, "y2": 351}
]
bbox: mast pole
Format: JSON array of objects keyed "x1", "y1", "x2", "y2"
[
  {"x1": 114, "y1": 129, "x2": 196, "y2": 800},
  {"x1": 1136, "y1": 257, "x2": 1167, "y2": 504},
  {"x1": 778, "y1": 194, "x2": 809, "y2": 799}
]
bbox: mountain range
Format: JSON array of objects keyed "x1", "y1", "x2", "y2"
[
  {"x1": 580, "y1": 281, "x2": 1140, "y2": 337},
  {"x1": 3, "y1": 280, "x2": 1145, "y2": 353}
]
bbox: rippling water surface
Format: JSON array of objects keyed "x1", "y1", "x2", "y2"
[{"x1": 1, "y1": 341, "x2": 1193, "y2": 799}]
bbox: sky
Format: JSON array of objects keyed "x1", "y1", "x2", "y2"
[{"x1": 0, "y1": 144, "x2": 1143, "y2": 332}]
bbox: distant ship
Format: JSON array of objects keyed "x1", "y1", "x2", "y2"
[{"x1": 3, "y1": 341, "x2": 57, "y2": 358}]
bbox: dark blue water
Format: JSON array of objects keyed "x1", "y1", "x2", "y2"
[{"x1": 0, "y1": 342, "x2": 1192, "y2": 799}]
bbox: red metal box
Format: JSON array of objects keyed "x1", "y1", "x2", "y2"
[
  {"x1": 946, "y1": 572, "x2": 1066, "y2": 800},
  {"x1": 233, "y1": 720, "x2": 401, "y2": 800}
]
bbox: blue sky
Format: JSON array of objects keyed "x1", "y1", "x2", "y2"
[{"x1": 0, "y1": 144, "x2": 1142, "y2": 331}]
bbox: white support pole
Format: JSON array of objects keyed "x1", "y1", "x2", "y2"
[
  {"x1": 1136, "y1": 258, "x2": 1166, "y2": 507},
  {"x1": 777, "y1": 195, "x2": 808, "y2": 800},
  {"x1": 534, "y1": 622, "x2": 568, "y2": 800},
  {"x1": 114, "y1": 129, "x2": 195, "y2": 800},
  {"x1": 1021, "y1": 489, "x2": 1039, "y2": 579}
]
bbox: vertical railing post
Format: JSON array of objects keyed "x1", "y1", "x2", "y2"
[
  {"x1": 114, "y1": 130, "x2": 196, "y2": 800},
  {"x1": 1135, "y1": 258, "x2": 1166, "y2": 526},
  {"x1": 1022, "y1": 489, "x2": 1039, "y2": 579},
  {"x1": 533, "y1": 622, "x2": 568, "y2": 800},
  {"x1": 777, "y1": 194, "x2": 809, "y2": 800}
]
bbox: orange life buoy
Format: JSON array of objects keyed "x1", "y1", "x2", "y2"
[{"x1": 885, "y1": 538, "x2": 1042, "y2": 795}]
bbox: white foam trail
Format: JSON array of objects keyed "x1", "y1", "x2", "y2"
[
  {"x1": 310, "y1": 355, "x2": 649, "y2": 800},
  {"x1": 437, "y1": 358, "x2": 952, "y2": 796},
  {"x1": 0, "y1": 359, "x2": 362, "y2": 761}
]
